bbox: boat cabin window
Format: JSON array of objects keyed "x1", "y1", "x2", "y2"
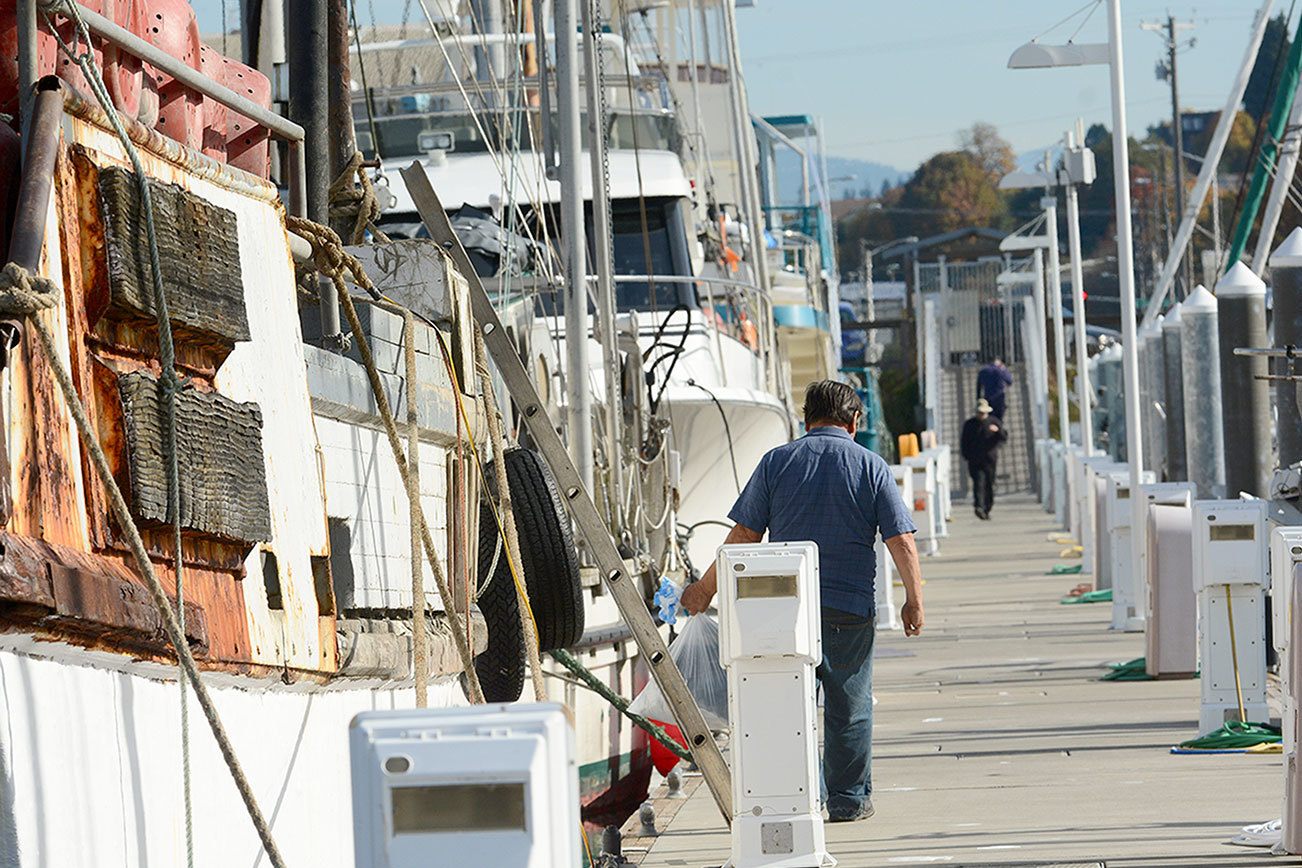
[{"x1": 607, "y1": 196, "x2": 693, "y2": 311}]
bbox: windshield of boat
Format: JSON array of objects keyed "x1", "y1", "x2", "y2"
[{"x1": 353, "y1": 102, "x2": 680, "y2": 160}]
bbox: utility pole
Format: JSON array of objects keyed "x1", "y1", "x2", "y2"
[{"x1": 1143, "y1": 15, "x2": 1196, "y2": 294}]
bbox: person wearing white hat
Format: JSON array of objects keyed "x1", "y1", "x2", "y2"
[{"x1": 960, "y1": 398, "x2": 1007, "y2": 520}]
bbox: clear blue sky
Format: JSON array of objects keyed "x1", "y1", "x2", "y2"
[
  {"x1": 189, "y1": 1, "x2": 1267, "y2": 172},
  {"x1": 734, "y1": 1, "x2": 1263, "y2": 171}
]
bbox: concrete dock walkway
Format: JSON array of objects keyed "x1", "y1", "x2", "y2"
[{"x1": 635, "y1": 494, "x2": 1284, "y2": 867}]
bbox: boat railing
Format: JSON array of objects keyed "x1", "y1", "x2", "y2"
[{"x1": 605, "y1": 273, "x2": 771, "y2": 387}]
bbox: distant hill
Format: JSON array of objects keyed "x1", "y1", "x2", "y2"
[{"x1": 774, "y1": 151, "x2": 910, "y2": 202}]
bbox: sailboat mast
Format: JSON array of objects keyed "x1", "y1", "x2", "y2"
[
  {"x1": 720, "y1": 0, "x2": 776, "y2": 393},
  {"x1": 555, "y1": 0, "x2": 594, "y2": 488}
]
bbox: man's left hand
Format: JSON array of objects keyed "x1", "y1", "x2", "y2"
[
  {"x1": 680, "y1": 579, "x2": 716, "y2": 615},
  {"x1": 901, "y1": 600, "x2": 924, "y2": 637}
]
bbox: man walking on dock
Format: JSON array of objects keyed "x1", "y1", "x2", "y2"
[
  {"x1": 976, "y1": 357, "x2": 1013, "y2": 422},
  {"x1": 681, "y1": 380, "x2": 925, "y2": 823},
  {"x1": 961, "y1": 398, "x2": 1007, "y2": 520}
]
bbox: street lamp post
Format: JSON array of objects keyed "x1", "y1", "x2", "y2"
[
  {"x1": 1009, "y1": 0, "x2": 1145, "y2": 618},
  {"x1": 998, "y1": 166, "x2": 1068, "y2": 447},
  {"x1": 1062, "y1": 125, "x2": 1096, "y2": 456}
]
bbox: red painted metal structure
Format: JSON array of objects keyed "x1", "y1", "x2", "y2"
[{"x1": 0, "y1": 0, "x2": 271, "y2": 178}]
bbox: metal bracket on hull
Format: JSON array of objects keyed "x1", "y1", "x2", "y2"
[{"x1": 399, "y1": 162, "x2": 735, "y2": 824}]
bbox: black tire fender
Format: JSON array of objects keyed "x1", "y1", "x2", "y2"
[
  {"x1": 501, "y1": 447, "x2": 584, "y2": 651},
  {"x1": 473, "y1": 499, "x2": 526, "y2": 702}
]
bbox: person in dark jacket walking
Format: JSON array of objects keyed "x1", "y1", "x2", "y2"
[
  {"x1": 976, "y1": 358, "x2": 1013, "y2": 422},
  {"x1": 960, "y1": 399, "x2": 1007, "y2": 520}
]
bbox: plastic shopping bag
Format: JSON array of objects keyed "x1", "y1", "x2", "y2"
[{"x1": 628, "y1": 614, "x2": 729, "y2": 730}]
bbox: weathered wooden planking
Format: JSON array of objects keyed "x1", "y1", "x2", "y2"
[
  {"x1": 66, "y1": 110, "x2": 333, "y2": 673},
  {"x1": 0, "y1": 531, "x2": 209, "y2": 654},
  {"x1": 117, "y1": 370, "x2": 272, "y2": 544},
  {"x1": 96, "y1": 164, "x2": 249, "y2": 343}
]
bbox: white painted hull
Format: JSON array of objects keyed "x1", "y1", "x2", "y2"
[
  {"x1": 0, "y1": 638, "x2": 467, "y2": 867},
  {"x1": 0, "y1": 635, "x2": 648, "y2": 868},
  {"x1": 663, "y1": 386, "x2": 792, "y2": 571}
]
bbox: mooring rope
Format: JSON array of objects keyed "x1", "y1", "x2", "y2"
[
  {"x1": 550, "y1": 648, "x2": 692, "y2": 762},
  {"x1": 44, "y1": 3, "x2": 195, "y2": 861},
  {"x1": 287, "y1": 216, "x2": 486, "y2": 704},
  {"x1": 0, "y1": 261, "x2": 290, "y2": 868},
  {"x1": 327, "y1": 150, "x2": 391, "y2": 246}
]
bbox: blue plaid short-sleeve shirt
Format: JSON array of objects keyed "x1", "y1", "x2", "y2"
[{"x1": 727, "y1": 426, "x2": 916, "y2": 618}]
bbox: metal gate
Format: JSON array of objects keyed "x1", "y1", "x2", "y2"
[{"x1": 918, "y1": 258, "x2": 1040, "y2": 497}]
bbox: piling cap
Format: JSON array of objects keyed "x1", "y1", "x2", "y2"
[
  {"x1": 1138, "y1": 318, "x2": 1161, "y2": 339},
  {"x1": 1270, "y1": 227, "x2": 1302, "y2": 268},
  {"x1": 1214, "y1": 261, "x2": 1267, "y2": 297},
  {"x1": 1161, "y1": 302, "x2": 1182, "y2": 329},
  {"x1": 1183, "y1": 284, "x2": 1218, "y2": 314}
]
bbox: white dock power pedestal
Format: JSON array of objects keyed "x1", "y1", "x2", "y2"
[
  {"x1": 903, "y1": 454, "x2": 938, "y2": 556},
  {"x1": 1273, "y1": 529, "x2": 1302, "y2": 855},
  {"x1": 1193, "y1": 500, "x2": 1270, "y2": 735},
  {"x1": 718, "y1": 541, "x2": 835, "y2": 868},
  {"x1": 349, "y1": 704, "x2": 579, "y2": 868},
  {"x1": 1285, "y1": 558, "x2": 1302, "y2": 855},
  {"x1": 1105, "y1": 469, "x2": 1155, "y2": 631}
]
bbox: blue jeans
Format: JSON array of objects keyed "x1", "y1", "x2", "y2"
[{"x1": 817, "y1": 608, "x2": 875, "y2": 817}]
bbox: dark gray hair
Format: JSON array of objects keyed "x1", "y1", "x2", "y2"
[{"x1": 802, "y1": 380, "x2": 860, "y2": 427}]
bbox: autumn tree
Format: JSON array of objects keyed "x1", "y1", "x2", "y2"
[
  {"x1": 959, "y1": 121, "x2": 1016, "y2": 180},
  {"x1": 899, "y1": 150, "x2": 1008, "y2": 235}
]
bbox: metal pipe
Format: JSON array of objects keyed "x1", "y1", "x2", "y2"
[
  {"x1": 68, "y1": 2, "x2": 304, "y2": 143},
  {"x1": 17, "y1": 0, "x2": 38, "y2": 159},
  {"x1": 1215, "y1": 264, "x2": 1271, "y2": 496},
  {"x1": 1064, "y1": 140, "x2": 1094, "y2": 455},
  {"x1": 720, "y1": 0, "x2": 774, "y2": 392},
  {"x1": 8, "y1": 79, "x2": 63, "y2": 271},
  {"x1": 471, "y1": 0, "x2": 506, "y2": 86},
  {"x1": 533, "y1": 0, "x2": 558, "y2": 178},
  {"x1": 286, "y1": 0, "x2": 337, "y2": 348},
  {"x1": 1271, "y1": 228, "x2": 1302, "y2": 466},
  {"x1": 581, "y1": 0, "x2": 621, "y2": 526},
  {"x1": 287, "y1": 0, "x2": 328, "y2": 222},
  {"x1": 1107, "y1": 0, "x2": 1148, "y2": 608},
  {"x1": 1045, "y1": 193, "x2": 1070, "y2": 447},
  {"x1": 683, "y1": 0, "x2": 710, "y2": 190},
  {"x1": 1031, "y1": 248, "x2": 1050, "y2": 439},
  {"x1": 1143, "y1": 0, "x2": 1274, "y2": 325},
  {"x1": 287, "y1": 140, "x2": 307, "y2": 218},
  {"x1": 1253, "y1": 88, "x2": 1302, "y2": 272},
  {"x1": 327, "y1": 0, "x2": 356, "y2": 238},
  {"x1": 1181, "y1": 285, "x2": 1226, "y2": 498},
  {"x1": 554, "y1": 0, "x2": 592, "y2": 488},
  {"x1": 1161, "y1": 304, "x2": 1187, "y2": 480}
]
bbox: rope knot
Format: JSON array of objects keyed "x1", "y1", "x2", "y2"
[
  {"x1": 0, "y1": 262, "x2": 60, "y2": 317},
  {"x1": 286, "y1": 215, "x2": 380, "y2": 301},
  {"x1": 327, "y1": 152, "x2": 391, "y2": 246}
]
